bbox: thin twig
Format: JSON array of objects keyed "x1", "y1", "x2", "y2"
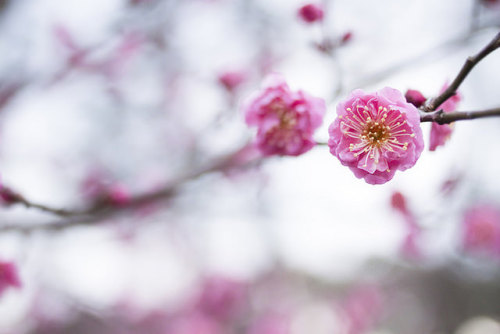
[
  {"x1": 0, "y1": 144, "x2": 263, "y2": 232},
  {"x1": 425, "y1": 31, "x2": 500, "y2": 112},
  {"x1": 420, "y1": 107, "x2": 500, "y2": 124}
]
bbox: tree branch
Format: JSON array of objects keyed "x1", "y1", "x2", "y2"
[
  {"x1": 0, "y1": 143, "x2": 263, "y2": 232},
  {"x1": 420, "y1": 107, "x2": 500, "y2": 124},
  {"x1": 424, "y1": 31, "x2": 500, "y2": 112}
]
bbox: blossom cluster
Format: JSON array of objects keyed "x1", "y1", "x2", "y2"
[
  {"x1": 0, "y1": 260, "x2": 21, "y2": 298},
  {"x1": 242, "y1": 73, "x2": 467, "y2": 184},
  {"x1": 462, "y1": 204, "x2": 500, "y2": 258}
]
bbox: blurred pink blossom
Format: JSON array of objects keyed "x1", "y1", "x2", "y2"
[
  {"x1": 429, "y1": 83, "x2": 461, "y2": 151},
  {"x1": 166, "y1": 312, "x2": 221, "y2": 334},
  {"x1": 298, "y1": 3, "x2": 324, "y2": 23},
  {"x1": 462, "y1": 204, "x2": 500, "y2": 257},
  {"x1": 0, "y1": 186, "x2": 23, "y2": 205},
  {"x1": 390, "y1": 191, "x2": 422, "y2": 260},
  {"x1": 341, "y1": 31, "x2": 354, "y2": 44},
  {"x1": 194, "y1": 276, "x2": 247, "y2": 320},
  {"x1": 328, "y1": 87, "x2": 424, "y2": 184},
  {"x1": 107, "y1": 183, "x2": 131, "y2": 207},
  {"x1": 390, "y1": 191, "x2": 409, "y2": 215},
  {"x1": 243, "y1": 73, "x2": 325, "y2": 156},
  {"x1": 0, "y1": 260, "x2": 21, "y2": 298},
  {"x1": 218, "y1": 70, "x2": 247, "y2": 92},
  {"x1": 80, "y1": 170, "x2": 131, "y2": 207}
]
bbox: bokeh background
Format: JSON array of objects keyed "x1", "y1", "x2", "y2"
[{"x1": 0, "y1": 0, "x2": 500, "y2": 333}]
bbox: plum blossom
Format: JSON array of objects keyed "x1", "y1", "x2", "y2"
[
  {"x1": 328, "y1": 87, "x2": 424, "y2": 184},
  {"x1": 218, "y1": 70, "x2": 246, "y2": 92},
  {"x1": 0, "y1": 260, "x2": 21, "y2": 298},
  {"x1": 429, "y1": 84, "x2": 461, "y2": 151},
  {"x1": 298, "y1": 3, "x2": 324, "y2": 23},
  {"x1": 194, "y1": 276, "x2": 247, "y2": 320},
  {"x1": 462, "y1": 204, "x2": 500, "y2": 257},
  {"x1": 341, "y1": 31, "x2": 354, "y2": 44},
  {"x1": 390, "y1": 191, "x2": 422, "y2": 260},
  {"x1": 243, "y1": 74, "x2": 325, "y2": 156}
]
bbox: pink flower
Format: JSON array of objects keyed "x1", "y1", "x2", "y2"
[
  {"x1": 195, "y1": 276, "x2": 247, "y2": 320},
  {"x1": 429, "y1": 84, "x2": 461, "y2": 151},
  {"x1": 298, "y1": 3, "x2": 324, "y2": 23},
  {"x1": 341, "y1": 31, "x2": 354, "y2": 44},
  {"x1": 107, "y1": 184, "x2": 131, "y2": 207},
  {"x1": 390, "y1": 191, "x2": 422, "y2": 260},
  {"x1": 0, "y1": 260, "x2": 21, "y2": 298},
  {"x1": 328, "y1": 87, "x2": 424, "y2": 184},
  {"x1": 0, "y1": 187, "x2": 23, "y2": 205},
  {"x1": 390, "y1": 191, "x2": 409, "y2": 215},
  {"x1": 218, "y1": 70, "x2": 246, "y2": 92},
  {"x1": 404, "y1": 89, "x2": 426, "y2": 108},
  {"x1": 243, "y1": 74, "x2": 325, "y2": 156},
  {"x1": 462, "y1": 204, "x2": 500, "y2": 257}
]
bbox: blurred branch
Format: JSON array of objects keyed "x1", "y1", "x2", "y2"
[
  {"x1": 420, "y1": 106, "x2": 500, "y2": 124},
  {"x1": 345, "y1": 26, "x2": 499, "y2": 97},
  {"x1": 0, "y1": 144, "x2": 263, "y2": 232},
  {"x1": 424, "y1": 31, "x2": 500, "y2": 112}
]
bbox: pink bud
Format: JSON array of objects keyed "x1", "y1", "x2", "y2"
[
  {"x1": 390, "y1": 191, "x2": 408, "y2": 215},
  {"x1": 341, "y1": 31, "x2": 353, "y2": 44},
  {"x1": 298, "y1": 3, "x2": 324, "y2": 23},
  {"x1": 107, "y1": 184, "x2": 131, "y2": 207},
  {"x1": 0, "y1": 260, "x2": 21, "y2": 298},
  {"x1": 404, "y1": 89, "x2": 426, "y2": 108},
  {"x1": 0, "y1": 187, "x2": 23, "y2": 205},
  {"x1": 218, "y1": 70, "x2": 246, "y2": 92}
]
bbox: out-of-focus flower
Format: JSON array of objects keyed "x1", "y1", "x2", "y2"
[
  {"x1": 298, "y1": 3, "x2": 324, "y2": 23},
  {"x1": 462, "y1": 204, "x2": 500, "y2": 257},
  {"x1": 390, "y1": 191, "x2": 408, "y2": 215},
  {"x1": 218, "y1": 70, "x2": 247, "y2": 92},
  {"x1": 107, "y1": 183, "x2": 131, "y2": 207},
  {"x1": 429, "y1": 83, "x2": 461, "y2": 151},
  {"x1": 195, "y1": 276, "x2": 247, "y2": 321},
  {"x1": 80, "y1": 170, "x2": 131, "y2": 207},
  {"x1": 328, "y1": 87, "x2": 424, "y2": 184},
  {"x1": 404, "y1": 89, "x2": 426, "y2": 108},
  {"x1": 243, "y1": 73, "x2": 325, "y2": 156},
  {"x1": 0, "y1": 187, "x2": 23, "y2": 205},
  {"x1": 390, "y1": 191, "x2": 422, "y2": 260},
  {"x1": 0, "y1": 260, "x2": 21, "y2": 298},
  {"x1": 341, "y1": 31, "x2": 353, "y2": 44}
]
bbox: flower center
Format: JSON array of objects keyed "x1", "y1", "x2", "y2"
[
  {"x1": 362, "y1": 120, "x2": 390, "y2": 147},
  {"x1": 270, "y1": 100, "x2": 296, "y2": 128}
]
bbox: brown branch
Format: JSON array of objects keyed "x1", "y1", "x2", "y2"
[
  {"x1": 424, "y1": 31, "x2": 500, "y2": 112},
  {"x1": 420, "y1": 107, "x2": 500, "y2": 124},
  {"x1": 0, "y1": 144, "x2": 263, "y2": 232}
]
